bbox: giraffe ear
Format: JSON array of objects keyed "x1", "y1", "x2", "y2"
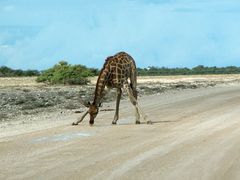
[
  {"x1": 86, "y1": 101, "x2": 91, "y2": 107},
  {"x1": 80, "y1": 98, "x2": 91, "y2": 108},
  {"x1": 82, "y1": 101, "x2": 90, "y2": 108}
]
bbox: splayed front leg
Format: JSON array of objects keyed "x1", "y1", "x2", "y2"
[{"x1": 72, "y1": 110, "x2": 88, "y2": 126}]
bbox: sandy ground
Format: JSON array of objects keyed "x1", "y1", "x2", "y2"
[{"x1": 1, "y1": 83, "x2": 240, "y2": 180}]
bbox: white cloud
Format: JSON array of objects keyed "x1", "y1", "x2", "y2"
[{"x1": 1, "y1": 0, "x2": 240, "y2": 69}]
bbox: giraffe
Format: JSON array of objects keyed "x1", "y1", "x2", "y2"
[{"x1": 72, "y1": 52, "x2": 152, "y2": 125}]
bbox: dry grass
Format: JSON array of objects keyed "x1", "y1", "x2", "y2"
[
  {"x1": 88, "y1": 74, "x2": 240, "y2": 85},
  {"x1": 1, "y1": 74, "x2": 240, "y2": 87},
  {"x1": 0, "y1": 77, "x2": 43, "y2": 87}
]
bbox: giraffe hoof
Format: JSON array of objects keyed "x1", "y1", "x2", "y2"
[
  {"x1": 135, "y1": 121, "x2": 140, "y2": 124},
  {"x1": 147, "y1": 121, "x2": 152, "y2": 125},
  {"x1": 112, "y1": 121, "x2": 117, "y2": 125},
  {"x1": 72, "y1": 122, "x2": 78, "y2": 126}
]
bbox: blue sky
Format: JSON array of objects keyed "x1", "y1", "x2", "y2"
[{"x1": 0, "y1": 0, "x2": 240, "y2": 70}]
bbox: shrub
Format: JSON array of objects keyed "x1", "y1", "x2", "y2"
[
  {"x1": 36, "y1": 61, "x2": 94, "y2": 85},
  {"x1": 137, "y1": 66, "x2": 240, "y2": 76},
  {"x1": 0, "y1": 66, "x2": 40, "y2": 77}
]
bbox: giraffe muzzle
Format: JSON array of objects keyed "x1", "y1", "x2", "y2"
[{"x1": 89, "y1": 119, "x2": 94, "y2": 125}]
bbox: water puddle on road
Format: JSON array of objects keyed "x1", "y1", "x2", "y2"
[{"x1": 31, "y1": 132, "x2": 93, "y2": 143}]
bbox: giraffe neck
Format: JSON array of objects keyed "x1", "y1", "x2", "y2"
[{"x1": 93, "y1": 67, "x2": 109, "y2": 106}]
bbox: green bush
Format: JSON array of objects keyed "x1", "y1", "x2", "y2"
[
  {"x1": 137, "y1": 65, "x2": 240, "y2": 76},
  {"x1": 36, "y1": 61, "x2": 94, "y2": 85},
  {"x1": 0, "y1": 66, "x2": 40, "y2": 77}
]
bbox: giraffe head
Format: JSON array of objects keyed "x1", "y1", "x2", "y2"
[
  {"x1": 80, "y1": 101, "x2": 102, "y2": 125},
  {"x1": 87, "y1": 102, "x2": 99, "y2": 125},
  {"x1": 76, "y1": 96, "x2": 103, "y2": 125}
]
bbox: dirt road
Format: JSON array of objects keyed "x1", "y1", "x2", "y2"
[{"x1": 1, "y1": 85, "x2": 240, "y2": 180}]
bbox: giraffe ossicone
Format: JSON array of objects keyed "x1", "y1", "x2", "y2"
[{"x1": 72, "y1": 52, "x2": 151, "y2": 126}]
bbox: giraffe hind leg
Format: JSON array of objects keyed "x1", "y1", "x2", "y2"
[
  {"x1": 112, "y1": 88, "x2": 122, "y2": 125},
  {"x1": 124, "y1": 83, "x2": 152, "y2": 124}
]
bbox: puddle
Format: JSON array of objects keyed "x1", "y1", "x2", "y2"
[{"x1": 31, "y1": 132, "x2": 93, "y2": 143}]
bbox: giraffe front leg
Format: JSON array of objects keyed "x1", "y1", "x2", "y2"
[
  {"x1": 72, "y1": 110, "x2": 88, "y2": 125},
  {"x1": 112, "y1": 88, "x2": 122, "y2": 125}
]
